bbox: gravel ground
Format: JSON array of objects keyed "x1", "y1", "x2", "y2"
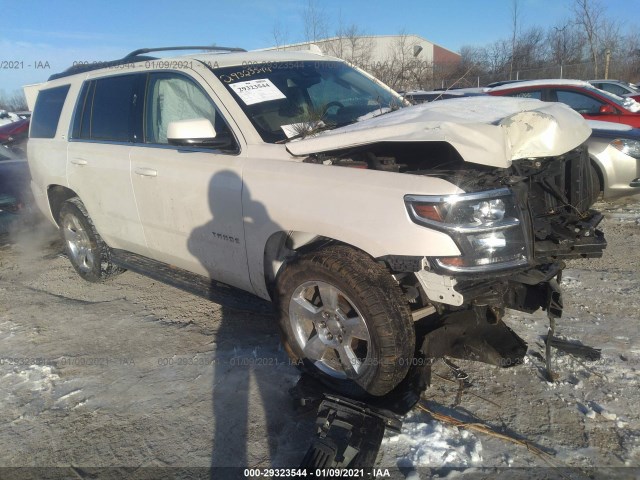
[{"x1": 0, "y1": 195, "x2": 639, "y2": 479}]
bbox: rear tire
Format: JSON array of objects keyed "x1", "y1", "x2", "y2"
[
  {"x1": 58, "y1": 197, "x2": 124, "y2": 282},
  {"x1": 275, "y1": 245, "x2": 415, "y2": 397}
]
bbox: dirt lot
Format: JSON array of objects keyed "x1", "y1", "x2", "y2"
[{"x1": 1, "y1": 195, "x2": 639, "y2": 479}]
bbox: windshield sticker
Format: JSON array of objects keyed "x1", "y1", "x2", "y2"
[
  {"x1": 228, "y1": 79, "x2": 286, "y2": 105},
  {"x1": 218, "y1": 66, "x2": 273, "y2": 84}
]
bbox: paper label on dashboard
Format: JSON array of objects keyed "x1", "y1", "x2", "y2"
[{"x1": 229, "y1": 79, "x2": 286, "y2": 105}]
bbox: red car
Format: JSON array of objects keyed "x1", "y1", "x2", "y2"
[
  {"x1": 0, "y1": 118, "x2": 29, "y2": 145},
  {"x1": 488, "y1": 80, "x2": 640, "y2": 128}
]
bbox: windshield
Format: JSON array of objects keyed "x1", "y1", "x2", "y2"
[
  {"x1": 212, "y1": 61, "x2": 403, "y2": 143},
  {"x1": 588, "y1": 85, "x2": 634, "y2": 108},
  {"x1": 625, "y1": 83, "x2": 640, "y2": 93}
]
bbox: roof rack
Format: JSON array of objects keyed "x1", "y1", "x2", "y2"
[
  {"x1": 124, "y1": 46, "x2": 246, "y2": 57},
  {"x1": 48, "y1": 45, "x2": 246, "y2": 81}
]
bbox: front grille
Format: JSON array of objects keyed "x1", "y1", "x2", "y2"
[
  {"x1": 528, "y1": 145, "x2": 599, "y2": 221},
  {"x1": 523, "y1": 145, "x2": 606, "y2": 261}
]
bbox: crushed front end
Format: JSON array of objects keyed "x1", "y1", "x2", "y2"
[{"x1": 397, "y1": 143, "x2": 606, "y2": 367}]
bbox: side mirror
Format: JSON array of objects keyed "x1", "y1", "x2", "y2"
[
  {"x1": 599, "y1": 104, "x2": 616, "y2": 114},
  {"x1": 167, "y1": 118, "x2": 233, "y2": 149}
]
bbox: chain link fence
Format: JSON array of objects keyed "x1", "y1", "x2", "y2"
[{"x1": 431, "y1": 59, "x2": 639, "y2": 90}]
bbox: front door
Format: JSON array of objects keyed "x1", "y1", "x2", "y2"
[{"x1": 129, "y1": 71, "x2": 251, "y2": 292}]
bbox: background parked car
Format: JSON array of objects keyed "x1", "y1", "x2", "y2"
[
  {"x1": 0, "y1": 110, "x2": 21, "y2": 126},
  {"x1": 587, "y1": 120, "x2": 640, "y2": 198},
  {"x1": 0, "y1": 118, "x2": 29, "y2": 145},
  {"x1": 403, "y1": 89, "x2": 485, "y2": 104},
  {"x1": 488, "y1": 79, "x2": 640, "y2": 128},
  {"x1": 589, "y1": 80, "x2": 640, "y2": 102},
  {"x1": 484, "y1": 80, "x2": 527, "y2": 89},
  {"x1": 0, "y1": 151, "x2": 31, "y2": 235}
]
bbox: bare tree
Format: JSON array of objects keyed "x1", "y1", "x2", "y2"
[
  {"x1": 572, "y1": 0, "x2": 604, "y2": 77},
  {"x1": 302, "y1": 0, "x2": 328, "y2": 43},
  {"x1": 323, "y1": 23, "x2": 374, "y2": 69},
  {"x1": 271, "y1": 20, "x2": 289, "y2": 50},
  {"x1": 0, "y1": 91, "x2": 28, "y2": 112},
  {"x1": 513, "y1": 27, "x2": 546, "y2": 77},
  {"x1": 546, "y1": 20, "x2": 584, "y2": 73}
]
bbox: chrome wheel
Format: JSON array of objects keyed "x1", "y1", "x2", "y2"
[
  {"x1": 288, "y1": 281, "x2": 372, "y2": 379},
  {"x1": 61, "y1": 213, "x2": 95, "y2": 274}
]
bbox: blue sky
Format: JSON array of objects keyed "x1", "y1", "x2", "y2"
[{"x1": 0, "y1": 0, "x2": 636, "y2": 94}]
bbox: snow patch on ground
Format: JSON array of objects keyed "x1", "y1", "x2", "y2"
[
  {"x1": 1, "y1": 365, "x2": 58, "y2": 393},
  {"x1": 380, "y1": 410, "x2": 482, "y2": 470}
]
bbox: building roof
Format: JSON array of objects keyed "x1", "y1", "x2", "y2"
[{"x1": 263, "y1": 34, "x2": 460, "y2": 57}]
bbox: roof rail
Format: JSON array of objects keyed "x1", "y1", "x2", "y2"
[
  {"x1": 48, "y1": 45, "x2": 246, "y2": 81},
  {"x1": 124, "y1": 46, "x2": 246, "y2": 57}
]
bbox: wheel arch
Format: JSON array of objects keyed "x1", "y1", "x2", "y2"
[
  {"x1": 588, "y1": 155, "x2": 606, "y2": 195},
  {"x1": 262, "y1": 230, "x2": 380, "y2": 300},
  {"x1": 47, "y1": 185, "x2": 78, "y2": 226}
]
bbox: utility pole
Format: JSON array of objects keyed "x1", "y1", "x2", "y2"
[{"x1": 604, "y1": 48, "x2": 611, "y2": 79}]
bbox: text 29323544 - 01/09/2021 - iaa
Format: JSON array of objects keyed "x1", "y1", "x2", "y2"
[{"x1": 24, "y1": 46, "x2": 606, "y2": 399}]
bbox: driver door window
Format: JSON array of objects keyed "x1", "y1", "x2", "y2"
[{"x1": 144, "y1": 73, "x2": 232, "y2": 146}]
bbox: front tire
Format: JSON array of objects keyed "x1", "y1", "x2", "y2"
[
  {"x1": 59, "y1": 197, "x2": 124, "y2": 282},
  {"x1": 275, "y1": 245, "x2": 415, "y2": 397}
]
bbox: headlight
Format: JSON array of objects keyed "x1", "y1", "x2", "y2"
[
  {"x1": 405, "y1": 188, "x2": 529, "y2": 272},
  {"x1": 611, "y1": 138, "x2": 640, "y2": 159}
]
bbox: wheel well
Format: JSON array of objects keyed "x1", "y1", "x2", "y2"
[
  {"x1": 263, "y1": 231, "x2": 357, "y2": 298},
  {"x1": 47, "y1": 185, "x2": 77, "y2": 225},
  {"x1": 590, "y1": 158, "x2": 604, "y2": 194}
]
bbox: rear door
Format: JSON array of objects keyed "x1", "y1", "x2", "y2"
[
  {"x1": 129, "y1": 70, "x2": 251, "y2": 292},
  {"x1": 67, "y1": 73, "x2": 149, "y2": 255}
]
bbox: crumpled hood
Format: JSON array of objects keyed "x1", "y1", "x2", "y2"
[{"x1": 286, "y1": 97, "x2": 591, "y2": 168}]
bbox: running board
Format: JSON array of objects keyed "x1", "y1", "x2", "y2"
[{"x1": 110, "y1": 250, "x2": 273, "y2": 315}]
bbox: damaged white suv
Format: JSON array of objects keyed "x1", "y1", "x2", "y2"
[{"x1": 26, "y1": 47, "x2": 606, "y2": 396}]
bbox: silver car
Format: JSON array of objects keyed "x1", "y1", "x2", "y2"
[{"x1": 587, "y1": 120, "x2": 640, "y2": 198}]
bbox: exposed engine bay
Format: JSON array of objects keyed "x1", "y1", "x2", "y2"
[{"x1": 304, "y1": 140, "x2": 607, "y2": 369}]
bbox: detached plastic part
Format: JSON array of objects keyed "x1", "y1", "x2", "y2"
[
  {"x1": 299, "y1": 397, "x2": 396, "y2": 469},
  {"x1": 292, "y1": 362, "x2": 431, "y2": 470}
]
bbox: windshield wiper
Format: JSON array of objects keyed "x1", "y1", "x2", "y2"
[
  {"x1": 279, "y1": 122, "x2": 338, "y2": 143},
  {"x1": 356, "y1": 107, "x2": 393, "y2": 122}
]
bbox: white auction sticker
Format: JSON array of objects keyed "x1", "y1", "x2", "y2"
[{"x1": 229, "y1": 79, "x2": 286, "y2": 105}]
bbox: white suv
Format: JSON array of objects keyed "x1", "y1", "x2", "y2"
[{"x1": 26, "y1": 47, "x2": 606, "y2": 396}]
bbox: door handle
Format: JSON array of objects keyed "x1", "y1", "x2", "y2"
[
  {"x1": 70, "y1": 158, "x2": 87, "y2": 166},
  {"x1": 134, "y1": 167, "x2": 158, "y2": 177}
]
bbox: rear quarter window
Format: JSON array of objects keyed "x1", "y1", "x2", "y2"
[{"x1": 30, "y1": 85, "x2": 70, "y2": 138}]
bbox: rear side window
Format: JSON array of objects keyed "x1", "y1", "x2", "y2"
[
  {"x1": 555, "y1": 90, "x2": 604, "y2": 115},
  {"x1": 30, "y1": 85, "x2": 70, "y2": 138},
  {"x1": 73, "y1": 74, "x2": 140, "y2": 142}
]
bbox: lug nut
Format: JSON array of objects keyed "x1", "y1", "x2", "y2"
[
  {"x1": 319, "y1": 321, "x2": 326, "y2": 328},
  {"x1": 338, "y1": 335, "x2": 343, "y2": 342},
  {"x1": 322, "y1": 312, "x2": 329, "y2": 319},
  {"x1": 327, "y1": 333, "x2": 333, "y2": 340}
]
